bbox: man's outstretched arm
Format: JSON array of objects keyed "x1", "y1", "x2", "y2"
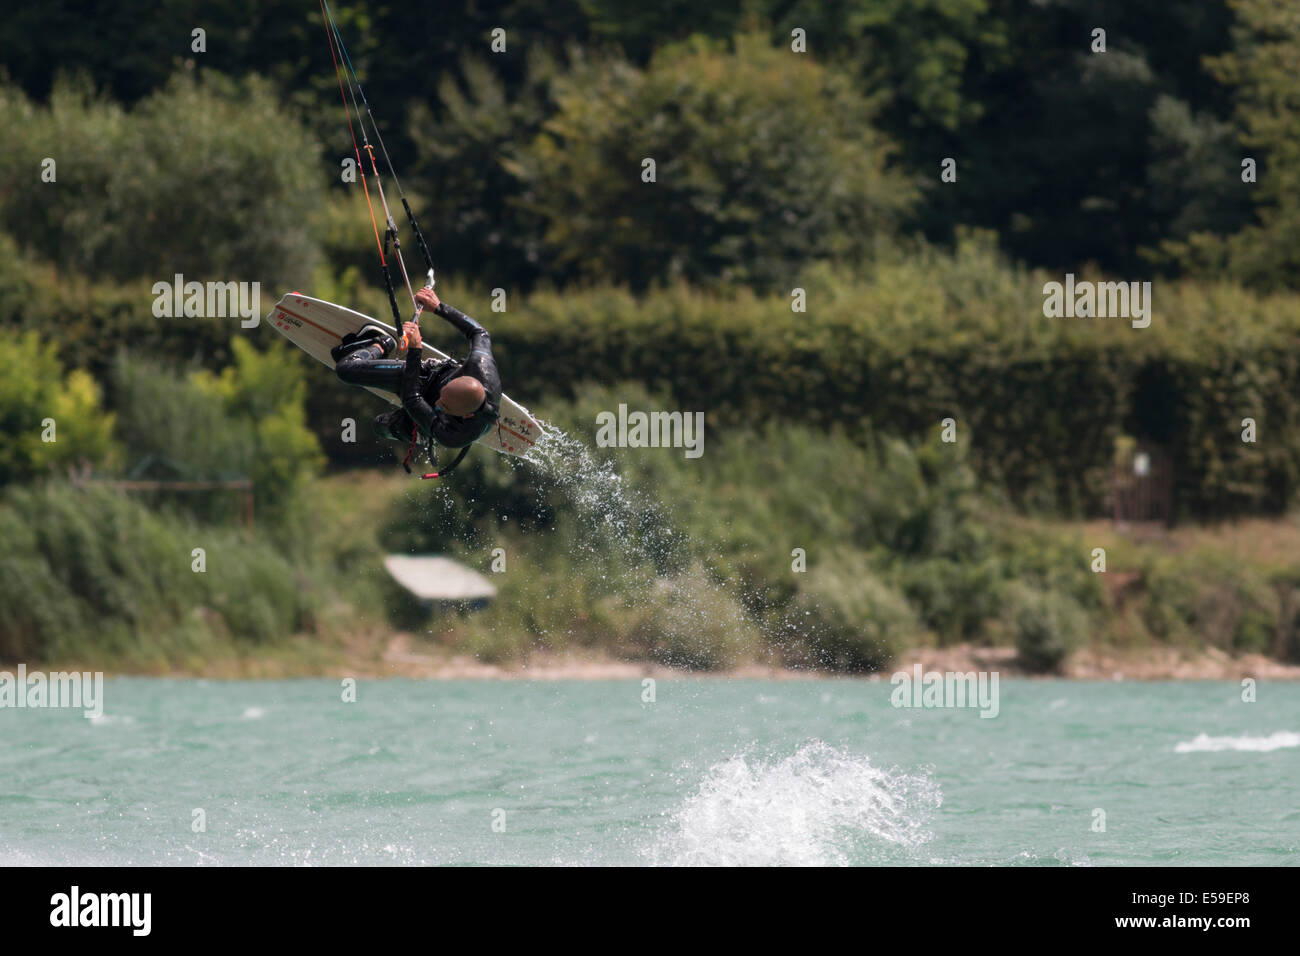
[
  {"x1": 415, "y1": 287, "x2": 483, "y2": 339},
  {"x1": 435, "y1": 301, "x2": 487, "y2": 339}
]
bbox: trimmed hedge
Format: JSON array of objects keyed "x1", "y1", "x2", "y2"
[
  {"x1": 6, "y1": 234, "x2": 1300, "y2": 516},
  {"x1": 485, "y1": 242, "x2": 1300, "y2": 518}
]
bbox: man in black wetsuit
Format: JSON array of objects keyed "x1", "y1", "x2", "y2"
[{"x1": 330, "y1": 286, "x2": 501, "y2": 474}]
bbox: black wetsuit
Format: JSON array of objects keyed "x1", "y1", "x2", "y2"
[{"x1": 334, "y1": 302, "x2": 501, "y2": 449}]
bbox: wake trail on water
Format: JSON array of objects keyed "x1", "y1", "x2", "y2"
[
  {"x1": 644, "y1": 741, "x2": 942, "y2": 867},
  {"x1": 1174, "y1": 730, "x2": 1300, "y2": 753}
]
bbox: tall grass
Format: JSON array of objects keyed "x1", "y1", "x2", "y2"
[
  {"x1": 5, "y1": 389, "x2": 1299, "y2": 672},
  {"x1": 0, "y1": 482, "x2": 369, "y2": 668}
]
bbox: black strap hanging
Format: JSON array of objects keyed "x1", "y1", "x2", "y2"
[{"x1": 419, "y1": 444, "x2": 473, "y2": 480}]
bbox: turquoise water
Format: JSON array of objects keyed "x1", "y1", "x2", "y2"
[{"x1": 1, "y1": 678, "x2": 1295, "y2": 866}]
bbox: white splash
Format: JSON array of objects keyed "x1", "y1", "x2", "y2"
[
  {"x1": 1175, "y1": 731, "x2": 1300, "y2": 753},
  {"x1": 530, "y1": 425, "x2": 659, "y2": 545},
  {"x1": 647, "y1": 740, "x2": 941, "y2": 866}
]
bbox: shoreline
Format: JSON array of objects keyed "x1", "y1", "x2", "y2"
[{"x1": 11, "y1": 637, "x2": 1299, "y2": 681}]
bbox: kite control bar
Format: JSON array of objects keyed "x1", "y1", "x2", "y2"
[{"x1": 398, "y1": 269, "x2": 436, "y2": 350}]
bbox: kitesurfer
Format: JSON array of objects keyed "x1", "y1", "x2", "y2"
[{"x1": 330, "y1": 286, "x2": 501, "y2": 470}]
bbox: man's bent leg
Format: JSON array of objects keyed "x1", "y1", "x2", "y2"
[{"x1": 334, "y1": 345, "x2": 406, "y2": 389}]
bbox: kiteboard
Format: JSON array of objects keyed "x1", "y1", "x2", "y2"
[{"x1": 266, "y1": 292, "x2": 542, "y2": 458}]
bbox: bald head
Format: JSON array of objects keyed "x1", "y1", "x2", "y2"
[{"x1": 438, "y1": 376, "x2": 486, "y2": 417}]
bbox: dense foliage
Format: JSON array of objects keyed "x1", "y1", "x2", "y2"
[{"x1": 2, "y1": 0, "x2": 1299, "y2": 670}]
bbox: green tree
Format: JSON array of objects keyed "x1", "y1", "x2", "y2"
[
  {"x1": 1169, "y1": 0, "x2": 1300, "y2": 289},
  {"x1": 771, "y1": 0, "x2": 1008, "y2": 133},
  {"x1": 509, "y1": 33, "x2": 915, "y2": 290},
  {"x1": 407, "y1": 48, "x2": 564, "y2": 288},
  {"x1": 0, "y1": 331, "x2": 119, "y2": 485},
  {"x1": 194, "y1": 338, "x2": 326, "y2": 513},
  {"x1": 0, "y1": 72, "x2": 323, "y2": 286},
  {"x1": 111, "y1": 339, "x2": 323, "y2": 519},
  {"x1": 1145, "y1": 94, "x2": 1253, "y2": 244}
]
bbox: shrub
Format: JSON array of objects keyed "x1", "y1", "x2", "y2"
[
  {"x1": 0, "y1": 331, "x2": 119, "y2": 485},
  {"x1": 629, "y1": 569, "x2": 764, "y2": 670},
  {"x1": 112, "y1": 340, "x2": 324, "y2": 520},
  {"x1": 791, "y1": 551, "x2": 919, "y2": 672},
  {"x1": 1004, "y1": 584, "x2": 1089, "y2": 674}
]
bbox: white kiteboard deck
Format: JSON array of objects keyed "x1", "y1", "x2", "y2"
[{"x1": 267, "y1": 292, "x2": 541, "y2": 458}]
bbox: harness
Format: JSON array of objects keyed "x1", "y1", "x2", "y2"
[
  {"x1": 400, "y1": 386, "x2": 495, "y2": 479},
  {"x1": 394, "y1": 357, "x2": 488, "y2": 479},
  {"x1": 402, "y1": 423, "x2": 474, "y2": 480}
]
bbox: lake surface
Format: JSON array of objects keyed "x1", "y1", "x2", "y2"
[{"x1": 1, "y1": 678, "x2": 1295, "y2": 865}]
